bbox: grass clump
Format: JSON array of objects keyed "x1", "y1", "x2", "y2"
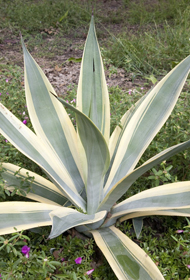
[
  {"x1": 0, "y1": 0, "x2": 91, "y2": 35},
  {"x1": 123, "y1": 0, "x2": 189, "y2": 26},
  {"x1": 0, "y1": 227, "x2": 116, "y2": 280},
  {"x1": 105, "y1": 0, "x2": 190, "y2": 75}
]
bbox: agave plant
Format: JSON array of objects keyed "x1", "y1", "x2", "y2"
[{"x1": 1, "y1": 17, "x2": 190, "y2": 279}]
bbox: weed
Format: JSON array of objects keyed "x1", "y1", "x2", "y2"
[
  {"x1": 0, "y1": 0, "x2": 91, "y2": 35},
  {"x1": 105, "y1": 0, "x2": 190, "y2": 74},
  {"x1": 123, "y1": 0, "x2": 189, "y2": 25}
]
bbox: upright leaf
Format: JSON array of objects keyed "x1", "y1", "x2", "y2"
[{"x1": 77, "y1": 16, "x2": 110, "y2": 143}]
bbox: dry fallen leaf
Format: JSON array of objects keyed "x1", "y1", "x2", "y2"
[
  {"x1": 55, "y1": 64, "x2": 62, "y2": 72},
  {"x1": 53, "y1": 247, "x2": 64, "y2": 260}
]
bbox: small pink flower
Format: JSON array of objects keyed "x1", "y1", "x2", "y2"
[
  {"x1": 187, "y1": 264, "x2": 190, "y2": 269},
  {"x1": 6, "y1": 92, "x2": 9, "y2": 95},
  {"x1": 23, "y1": 120, "x2": 27, "y2": 125},
  {"x1": 66, "y1": 100, "x2": 69, "y2": 103},
  {"x1": 0, "y1": 93, "x2": 1, "y2": 96},
  {"x1": 70, "y1": 99, "x2": 76, "y2": 103},
  {"x1": 6, "y1": 79, "x2": 8, "y2": 82},
  {"x1": 141, "y1": 87, "x2": 144, "y2": 90},
  {"x1": 75, "y1": 257, "x2": 82, "y2": 264},
  {"x1": 61, "y1": 258, "x2": 65, "y2": 261},
  {"x1": 86, "y1": 269, "x2": 94, "y2": 275},
  {"x1": 128, "y1": 91, "x2": 132, "y2": 95},
  {"x1": 5, "y1": 139, "x2": 8, "y2": 143},
  {"x1": 21, "y1": 245, "x2": 30, "y2": 258},
  {"x1": 176, "y1": 230, "x2": 184, "y2": 233}
]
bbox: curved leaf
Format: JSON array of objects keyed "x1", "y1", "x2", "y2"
[
  {"x1": 99, "y1": 138, "x2": 190, "y2": 211},
  {"x1": 0, "y1": 104, "x2": 86, "y2": 211},
  {"x1": 120, "y1": 207, "x2": 190, "y2": 222},
  {"x1": 0, "y1": 202, "x2": 58, "y2": 235},
  {"x1": 48, "y1": 207, "x2": 107, "y2": 239},
  {"x1": 51, "y1": 94, "x2": 110, "y2": 214},
  {"x1": 104, "y1": 55, "x2": 190, "y2": 197},
  {"x1": 103, "y1": 181, "x2": 190, "y2": 227}
]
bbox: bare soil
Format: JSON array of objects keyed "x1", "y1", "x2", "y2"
[{"x1": 0, "y1": 0, "x2": 150, "y2": 96}]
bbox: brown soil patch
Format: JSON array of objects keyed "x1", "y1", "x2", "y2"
[{"x1": 0, "y1": 0, "x2": 150, "y2": 96}]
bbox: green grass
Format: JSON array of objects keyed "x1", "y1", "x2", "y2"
[
  {"x1": 2, "y1": 0, "x2": 190, "y2": 75},
  {"x1": 123, "y1": 0, "x2": 189, "y2": 25},
  {"x1": 104, "y1": 0, "x2": 190, "y2": 75},
  {"x1": 0, "y1": 227, "x2": 116, "y2": 280},
  {"x1": 0, "y1": 0, "x2": 91, "y2": 35}
]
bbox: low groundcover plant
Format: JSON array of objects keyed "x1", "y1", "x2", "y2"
[{"x1": 1, "y1": 16, "x2": 190, "y2": 279}]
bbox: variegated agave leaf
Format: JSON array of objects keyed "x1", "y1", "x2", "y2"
[{"x1": 1, "y1": 16, "x2": 190, "y2": 280}]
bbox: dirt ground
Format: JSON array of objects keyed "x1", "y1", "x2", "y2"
[
  {"x1": 0, "y1": 0, "x2": 150, "y2": 96},
  {"x1": 0, "y1": 33, "x2": 144, "y2": 95}
]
